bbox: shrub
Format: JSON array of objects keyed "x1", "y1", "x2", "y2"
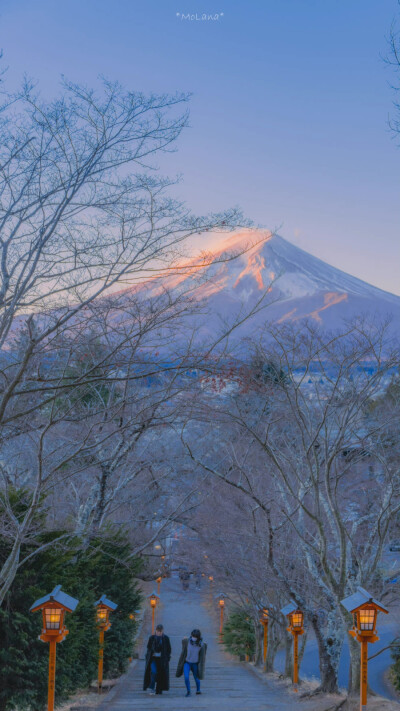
[
  {"x1": 0, "y1": 517, "x2": 142, "y2": 711},
  {"x1": 223, "y1": 609, "x2": 255, "y2": 659}
]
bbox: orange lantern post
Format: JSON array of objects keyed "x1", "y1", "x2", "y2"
[
  {"x1": 218, "y1": 595, "x2": 225, "y2": 636},
  {"x1": 95, "y1": 595, "x2": 118, "y2": 693},
  {"x1": 341, "y1": 587, "x2": 389, "y2": 711},
  {"x1": 156, "y1": 576, "x2": 162, "y2": 595},
  {"x1": 281, "y1": 602, "x2": 304, "y2": 691},
  {"x1": 208, "y1": 575, "x2": 214, "y2": 602},
  {"x1": 30, "y1": 585, "x2": 79, "y2": 711},
  {"x1": 148, "y1": 592, "x2": 160, "y2": 634},
  {"x1": 259, "y1": 608, "x2": 269, "y2": 667}
]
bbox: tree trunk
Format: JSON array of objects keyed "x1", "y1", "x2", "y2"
[
  {"x1": 348, "y1": 633, "x2": 361, "y2": 695},
  {"x1": 311, "y1": 612, "x2": 343, "y2": 694},
  {"x1": 298, "y1": 629, "x2": 308, "y2": 666},
  {"x1": 284, "y1": 631, "x2": 293, "y2": 678},
  {"x1": 255, "y1": 624, "x2": 263, "y2": 667},
  {"x1": 265, "y1": 620, "x2": 280, "y2": 672}
]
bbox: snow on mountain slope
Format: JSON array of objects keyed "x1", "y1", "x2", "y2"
[{"x1": 133, "y1": 230, "x2": 400, "y2": 340}]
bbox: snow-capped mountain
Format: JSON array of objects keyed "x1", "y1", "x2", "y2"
[{"x1": 136, "y1": 230, "x2": 400, "y2": 341}]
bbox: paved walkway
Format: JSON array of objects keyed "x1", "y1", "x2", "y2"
[{"x1": 99, "y1": 576, "x2": 304, "y2": 711}]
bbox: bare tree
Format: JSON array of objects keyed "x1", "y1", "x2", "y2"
[
  {"x1": 0, "y1": 72, "x2": 258, "y2": 603},
  {"x1": 182, "y1": 320, "x2": 400, "y2": 694}
]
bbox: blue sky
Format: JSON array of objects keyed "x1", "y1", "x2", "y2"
[{"x1": 1, "y1": 0, "x2": 399, "y2": 294}]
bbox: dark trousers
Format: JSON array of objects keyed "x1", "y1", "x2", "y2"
[
  {"x1": 150, "y1": 659, "x2": 163, "y2": 693},
  {"x1": 184, "y1": 661, "x2": 200, "y2": 692}
]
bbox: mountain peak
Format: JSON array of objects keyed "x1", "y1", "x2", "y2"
[
  {"x1": 126, "y1": 229, "x2": 400, "y2": 338},
  {"x1": 183, "y1": 229, "x2": 400, "y2": 333}
]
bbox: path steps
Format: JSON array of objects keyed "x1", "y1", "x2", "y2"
[{"x1": 98, "y1": 576, "x2": 301, "y2": 711}]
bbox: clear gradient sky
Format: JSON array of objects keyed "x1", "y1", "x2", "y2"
[{"x1": 1, "y1": 0, "x2": 399, "y2": 294}]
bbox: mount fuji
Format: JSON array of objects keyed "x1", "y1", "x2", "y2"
[{"x1": 136, "y1": 230, "x2": 400, "y2": 341}]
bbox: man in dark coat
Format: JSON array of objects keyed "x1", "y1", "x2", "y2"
[{"x1": 143, "y1": 624, "x2": 171, "y2": 695}]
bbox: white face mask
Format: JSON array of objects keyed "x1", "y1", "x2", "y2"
[{"x1": 191, "y1": 636, "x2": 198, "y2": 642}]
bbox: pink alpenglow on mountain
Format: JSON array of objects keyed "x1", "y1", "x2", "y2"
[{"x1": 129, "y1": 230, "x2": 400, "y2": 345}]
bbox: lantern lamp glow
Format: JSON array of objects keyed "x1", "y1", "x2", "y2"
[
  {"x1": 94, "y1": 595, "x2": 118, "y2": 693},
  {"x1": 341, "y1": 587, "x2": 388, "y2": 711},
  {"x1": 30, "y1": 586, "x2": 79, "y2": 711},
  {"x1": 281, "y1": 602, "x2": 304, "y2": 691},
  {"x1": 148, "y1": 592, "x2": 160, "y2": 634}
]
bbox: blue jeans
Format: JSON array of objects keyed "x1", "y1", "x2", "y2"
[
  {"x1": 150, "y1": 659, "x2": 159, "y2": 690},
  {"x1": 184, "y1": 661, "x2": 200, "y2": 693}
]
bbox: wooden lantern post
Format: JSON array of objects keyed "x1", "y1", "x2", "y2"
[
  {"x1": 281, "y1": 602, "x2": 305, "y2": 691},
  {"x1": 149, "y1": 592, "x2": 160, "y2": 634},
  {"x1": 259, "y1": 608, "x2": 269, "y2": 667},
  {"x1": 156, "y1": 576, "x2": 162, "y2": 595},
  {"x1": 95, "y1": 595, "x2": 118, "y2": 693},
  {"x1": 218, "y1": 595, "x2": 225, "y2": 636},
  {"x1": 341, "y1": 587, "x2": 389, "y2": 711},
  {"x1": 30, "y1": 585, "x2": 79, "y2": 711}
]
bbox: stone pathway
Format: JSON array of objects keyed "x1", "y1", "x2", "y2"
[{"x1": 99, "y1": 576, "x2": 309, "y2": 711}]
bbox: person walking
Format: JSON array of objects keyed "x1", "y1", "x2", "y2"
[
  {"x1": 143, "y1": 623, "x2": 171, "y2": 696},
  {"x1": 176, "y1": 628, "x2": 207, "y2": 697}
]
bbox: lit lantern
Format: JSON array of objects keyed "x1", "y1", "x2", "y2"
[
  {"x1": 149, "y1": 593, "x2": 159, "y2": 609},
  {"x1": 358, "y1": 607, "x2": 377, "y2": 633},
  {"x1": 148, "y1": 592, "x2": 160, "y2": 634},
  {"x1": 97, "y1": 607, "x2": 108, "y2": 626},
  {"x1": 291, "y1": 611, "x2": 304, "y2": 629},
  {"x1": 45, "y1": 608, "x2": 64, "y2": 630},
  {"x1": 94, "y1": 595, "x2": 118, "y2": 693},
  {"x1": 30, "y1": 585, "x2": 79, "y2": 711},
  {"x1": 341, "y1": 587, "x2": 389, "y2": 711},
  {"x1": 95, "y1": 594, "x2": 117, "y2": 630},
  {"x1": 281, "y1": 602, "x2": 305, "y2": 690},
  {"x1": 156, "y1": 576, "x2": 162, "y2": 594}
]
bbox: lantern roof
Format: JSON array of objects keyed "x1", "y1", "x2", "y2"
[
  {"x1": 30, "y1": 585, "x2": 79, "y2": 613},
  {"x1": 280, "y1": 601, "x2": 298, "y2": 617},
  {"x1": 148, "y1": 591, "x2": 160, "y2": 600},
  {"x1": 340, "y1": 586, "x2": 389, "y2": 615},
  {"x1": 94, "y1": 594, "x2": 118, "y2": 611}
]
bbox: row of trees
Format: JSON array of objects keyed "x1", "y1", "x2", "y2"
[
  {"x1": 0, "y1": 71, "x2": 274, "y2": 709},
  {"x1": 0, "y1": 71, "x2": 272, "y2": 608},
  {"x1": 176, "y1": 321, "x2": 400, "y2": 694},
  {"x1": 172, "y1": 9, "x2": 400, "y2": 697}
]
